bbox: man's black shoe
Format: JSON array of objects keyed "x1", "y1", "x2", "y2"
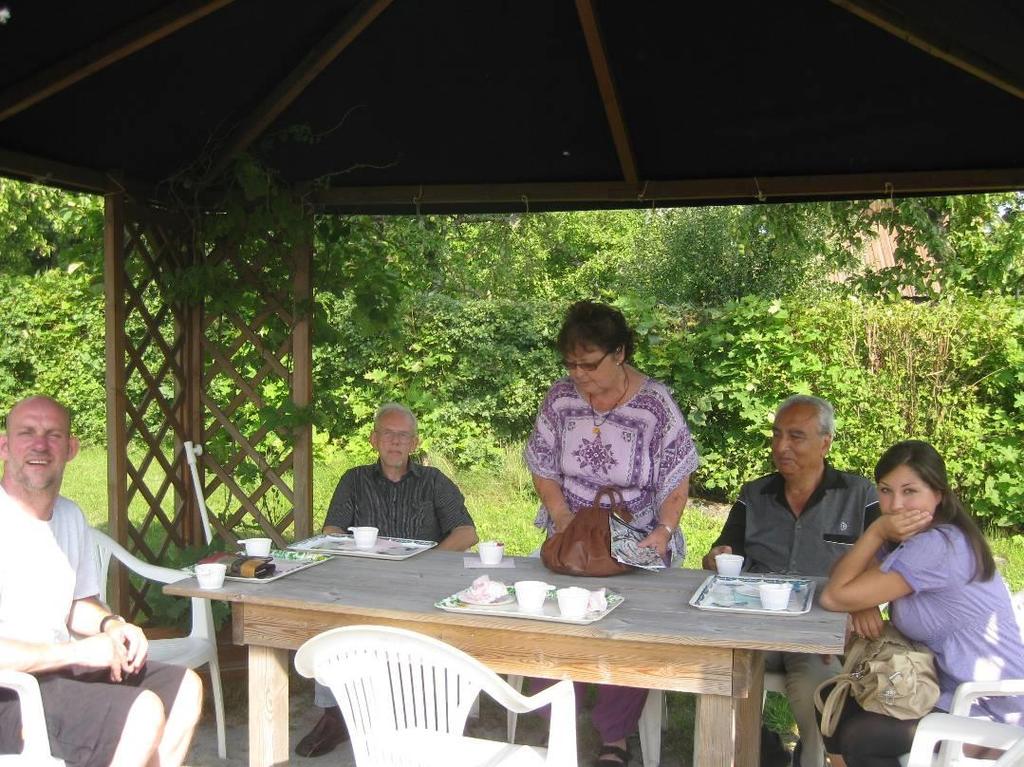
[
  {"x1": 295, "y1": 706, "x2": 349, "y2": 758},
  {"x1": 761, "y1": 725, "x2": 790, "y2": 767}
]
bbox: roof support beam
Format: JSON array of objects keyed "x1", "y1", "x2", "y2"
[
  {"x1": 0, "y1": 148, "x2": 118, "y2": 193},
  {"x1": 0, "y1": 149, "x2": 154, "y2": 199},
  {"x1": 312, "y1": 168, "x2": 1024, "y2": 210},
  {"x1": 831, "y1": 0, "x2": 1024, "y2": 102},
  {"x1": 0, "y1": 0, "x2": 235, "y2": 124},
  {"x1": 207, "y1": 0, "x2": 393, "y2": 180},
  {"x1": 575, "y1": 0, "x2": 639, "y2": 184}
]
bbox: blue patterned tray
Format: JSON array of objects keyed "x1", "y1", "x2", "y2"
[{"x1": 689, "y1": 574, "x2": 815, "y2": 615}]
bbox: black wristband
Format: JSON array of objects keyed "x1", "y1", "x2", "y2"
[{"x1": 99, "y1": 614, "x2": 125, "y2": 633}]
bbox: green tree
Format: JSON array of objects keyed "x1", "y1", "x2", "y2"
[
  {"x1": 851, "y1": 193, "x2": 1024, "y2": 298},
  {"x1": 0, "y1": 179, "x2": 102, "y2": 274}
]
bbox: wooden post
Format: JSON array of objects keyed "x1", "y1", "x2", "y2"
[
  {"x1": 103, "y1": 193, "x2": 130, "y2": 613},
  {"x1": 291, "y1": 220, "x2": 314, "y2": 539},
  {"x1": 734, "y1": 650, "x2": 764, "y2": 767}
]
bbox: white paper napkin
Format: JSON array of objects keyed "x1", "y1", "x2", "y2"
[{"x1": 463, "y1": 556, "x2": 516, "y2": 569}]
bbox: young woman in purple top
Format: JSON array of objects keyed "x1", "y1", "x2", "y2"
[
  {"x1": 525, "y1": 300, "x2": 699, "y2": 767},
  {"x1": 819, "y1": 440, "x2": 1024, "y2": 766}
]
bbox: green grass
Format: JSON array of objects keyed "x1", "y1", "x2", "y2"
[{"x1": 60, "y1": 445, "x2": 109, "y2": 529}]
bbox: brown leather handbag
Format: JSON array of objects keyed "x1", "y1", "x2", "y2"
[{"x1": 540, "y1": 486, "x2": 634, "y2": 577}]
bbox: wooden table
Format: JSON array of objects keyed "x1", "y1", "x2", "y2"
[{"x1": 166, "y1": 552, "x2": 845, "y2": 767}]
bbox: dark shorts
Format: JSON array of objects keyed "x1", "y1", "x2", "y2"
[{"x1": 0, "y1": 661, "x2": 188, "y2": 767}]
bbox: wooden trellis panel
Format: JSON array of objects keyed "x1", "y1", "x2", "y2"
[
  {"x1": 103, "y1": 194, "x2": 313, "y2": 620},
  {"x1": 197, "y1": 233, "x2": 313, "y2": 546},
  {"x1": 104, "y1": 197, "x2": 197, "y2": 621}
]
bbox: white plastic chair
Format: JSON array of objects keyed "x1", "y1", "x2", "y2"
[
  {"x1": 907, "y1": 713, "x2": 1024, "y2": 767},
  {"x1": 506, "y1": 675, "x2": 665, "y2": 767},
  {"x1": 295, "y1": 625, "x2": 578, "y2": 766},
  {"x1": 88, "y1": 528, "x2": 226, "y2": 759},
  {"x1": 0, "y1": 671, "x2": 64, "y2": 765}
]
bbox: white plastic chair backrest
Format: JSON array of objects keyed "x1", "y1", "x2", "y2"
[
  {"x1": 295, "y1": 625, "x2": 576, "y2": 766},
  {"x1": 296, "y1": 627, "x2": 482, "y2": 737},
  {"x1": 0, "y1": 670, "x2": 64, "y2": 765},
  {"x1": 88, "y1": 528, "x2": 214, "y2": 644}
]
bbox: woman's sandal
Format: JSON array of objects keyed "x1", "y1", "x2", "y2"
[{"x1": 593, "y1": 743, "x2": 631, "y2": 766}]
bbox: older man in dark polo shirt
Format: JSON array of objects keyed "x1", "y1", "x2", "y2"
[
  {"x1": 702, "y1": 395, "x2": 879, "y2": 767},
  {"x1": 295, "y1": 402, "x2": 478, "y2": 758}
]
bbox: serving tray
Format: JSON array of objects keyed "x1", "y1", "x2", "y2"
[
  {"x1": 435, "y1": 586, "x2": 624, "y2": 625},
  {"x1": 186, "y1": 549, "x2": 329, "y2": 584},
  {"x1": 689, "y1": 574, "x2": 815, "y2": 615},
  {"x1": 289, "y1": 533, "x2": 437, "y2": 560}
]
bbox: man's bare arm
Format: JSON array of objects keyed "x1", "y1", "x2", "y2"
[
  {"x1": 68, "y1": 597, "x2": 149, "y2": 674},
  {"x1": 0, "y1": 633, "x2": 128, "y2": 678},
  {"x1": 67, "y1": 596, "x2": 113, "y2": 636}
]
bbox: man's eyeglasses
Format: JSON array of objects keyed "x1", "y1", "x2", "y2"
[
  {"x1": 562, "y1": 351, "x2": 610, "y2": 372},
  {"x1": 376, "y1": 429, "x2": 416, "y2": 443}
]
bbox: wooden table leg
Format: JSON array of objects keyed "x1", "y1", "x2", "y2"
[
  {"x1": 248, "y1": 645, "x2": 289, "y2": 767},
  {"x1": 734, "y1": 652, "x2": 765, "y2": 767},
  {"x1": 693, "y1": 693, "x2": 735, "y2": 767}
]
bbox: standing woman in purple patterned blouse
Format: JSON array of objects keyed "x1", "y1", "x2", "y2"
[{"x1": 524, "y1": 300, "x2": 699, "y2": 767}]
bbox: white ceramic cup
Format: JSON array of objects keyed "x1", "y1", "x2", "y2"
[
  {"x1": 758, "y1": 582, "x2": 793, "y2": 611},
  {"x1": 195, "y1": 563, "x2": 227, "y2": 589},
  {"x1": 555, "y1": 586, "x2": 591, "y2": 619},
  {"x1": 478, "y1": 541, "x2": 504, "y2": 565},
  {"x1": 514, "y1": 580, "x2": 552, "y2": 612},
  {"x1": 715, "y1": 553, "x2": 744, "y2": 577},
  {"x1": 240, "y1": 537, "x2": 272, "y2": 557},
  {"x1": 349, "y1": 526, "x2": 379, "y2": 550}
]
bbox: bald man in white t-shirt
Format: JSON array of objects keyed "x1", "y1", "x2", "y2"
[{"x1": 0, "y1": 396, "x2": 202, "y2": 767}]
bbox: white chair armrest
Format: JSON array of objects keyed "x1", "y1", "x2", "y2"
[
  {"x1": 483, "y1": 674, "x2": 572, "y2": 715},
  {"x1": 950, "y1": 679, "x2": 1024, "y2": 716},
  {"x1": 907, "y1": 713, "x2": 1023, "y2": 767},
  {"x1": 0, "y1": 670, "x2": 54, "y2": 758},
  {"x1": 89, "y1": 528, "x2": 189, "y2": 587},
  {"x1": 482, "y1": 677, "x2": 576, "y2": 764}
]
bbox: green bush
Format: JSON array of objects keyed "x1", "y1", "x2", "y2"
[
  {"x1": 643, "y1": 293, "x2": 1024, "y2": 528},
  {"x1": 0, "y1": 268, "x2": 106, "y2": 441},
  {"x1": 310, "y1": 291, "x2": 1024, "y2": 530},
  {"x1": 312, "y1": 293, "x2": 563, "y2": 464}
]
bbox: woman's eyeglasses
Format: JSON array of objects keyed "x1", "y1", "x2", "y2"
[{"x1": 562, "y1": 351, "x2": 610, "y2": 371}]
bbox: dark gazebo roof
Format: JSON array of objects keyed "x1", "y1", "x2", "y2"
[{"x1": 1, "y1": 0, "x2": 1022, "y2": 212}]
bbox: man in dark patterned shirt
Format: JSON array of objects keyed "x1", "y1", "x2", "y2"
[
  {"x1": 701, "y1": 395, "x2": 879, "y2": 767},
  {"x1": 295, "y1": 402, "x2": 477, "y2": 758}
]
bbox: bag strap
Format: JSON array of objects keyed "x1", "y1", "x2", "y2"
[
  {"x1": 815, "y1": 674, "x2": 854, "y2": 738},
  {"x1": 593, "y1": 486, "x2": 623, "y2": 507},
  {"x1": 592, "y1": 486, "x2": 633, "y2": 525}
]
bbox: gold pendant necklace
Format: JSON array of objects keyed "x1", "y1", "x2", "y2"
[{"x1": 589, "y1": 373, "x2": 629, "y2": 435}]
